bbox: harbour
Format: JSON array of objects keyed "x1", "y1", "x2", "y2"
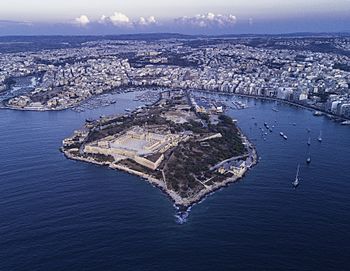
[{"x1": 0, "y1": 90, "x2": 350, "y2": 270}]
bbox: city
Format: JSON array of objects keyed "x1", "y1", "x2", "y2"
[
  {"x1": 1, "y1": 0, "x2": 350, "y2": 271},
  {"x1": 1, "y1": 35, "x2": 350, "y2": 120}
]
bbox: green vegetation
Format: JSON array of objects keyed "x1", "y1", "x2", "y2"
[
  {"x1": 163, "y1": 113, "x2": 246, "y2": 198},
  {"x1": 63, "y1": 92, "x2": 248, "y2": 200}
]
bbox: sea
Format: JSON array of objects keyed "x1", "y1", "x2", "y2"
[{"x1": 0, "y1": 86, "x2": 350, "y2": 270}]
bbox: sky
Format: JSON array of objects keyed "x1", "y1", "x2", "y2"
[{"x1": 0, "y1": 0, "x2": 350, "y2": 35}]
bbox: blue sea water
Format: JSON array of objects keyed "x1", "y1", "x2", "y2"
[{"x1": 0, "y1": 91, "x2": 349, "y2": 271}]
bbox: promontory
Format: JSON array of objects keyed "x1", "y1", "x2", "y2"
[{"x1": 61, "y1": 90, "x2": 257, "y2": 209}]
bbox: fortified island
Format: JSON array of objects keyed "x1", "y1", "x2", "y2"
[{"x1": 61, "y1": 90, "x2": 257, "y2": 209}]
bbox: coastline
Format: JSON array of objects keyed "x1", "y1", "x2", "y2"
[
  {"x1": 61, "y1": 132, "x2": 258, "y2": 211},
  {"x1": 2, "y1": 86, "x2": 349, "y2": 122},
  {"x1": 195, "y1": 90, "x2": 350, "y2": 121},
  {"x1": 0, "y1": 86, "x2": 155, "y2": 112}
]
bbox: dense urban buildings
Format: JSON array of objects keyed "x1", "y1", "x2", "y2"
[{"x1": 1, "y1": 35, "x2": 350, "y2": 117}]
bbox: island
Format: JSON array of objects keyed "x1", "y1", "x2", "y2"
[{"x1": 61, "y1": 90, "x2": 257, "y2": 209}]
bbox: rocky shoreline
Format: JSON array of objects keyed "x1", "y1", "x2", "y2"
[{"x1": 61, "y1": 133, "x2": 258, "y2": 211}]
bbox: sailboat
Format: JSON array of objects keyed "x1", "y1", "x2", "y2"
[
  {"x1": 318, "y1": 131, "x2": 322, "y2": 142},
  {"x1": 306, "y1": 157, "x2": 311, "y2": 164},
  {"x1": 307, "y1": 137, "x2": 311, "y2": 146},
  {"x1": 292, "y1": 164, "x2": 300, "y2": 188}
]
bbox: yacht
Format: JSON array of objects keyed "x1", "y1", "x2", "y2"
[
  {"x1": 292, "y1": 165, "x2": 300, "y2": 188},
  {"x1": 306, "y1": 157, "x2": 311, "y2": 164},
  {"x1": 318, "y1": 131, "x2": 322, "y2": 142}
]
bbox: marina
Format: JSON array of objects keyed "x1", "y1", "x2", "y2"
[{"x1": 1, "y1": 91, "x2": 350, "y2": 271}]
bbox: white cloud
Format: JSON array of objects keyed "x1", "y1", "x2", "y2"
[
  {"x1": 99, "y1": 12, "x2": 131, "y2": 26},
  {"x1": 109, "y1": 12, "x2": 131, "y2": 25},
  {"x1": 97, "y1": 12, "x2": 157, "y2": 27},
  {"x1": 137, "y1": 16, "x2": 157, "y2": 26},
  {"x1": 75, "y1": 15, "x2": 90, "y2": 26},
  {"x1": 175, "y1": 13, "x2": 237, "y2": 28},
  {"x1": 99, "y1": 15, "x2": 107, "y2": 24}
]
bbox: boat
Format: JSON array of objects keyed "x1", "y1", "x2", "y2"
[
  {"x1": 280, "y1": 132, "x2": 288, "y2": 140},
  {"x1": 313, "y1": 111, "x2": 323, "y2": 116},
  {"x1": 85, "y1": 118, "x2": 94, "y2": 123},
  {"x1": 292, "y1": 165, "x2": 300, "y2": 188},
  {"x1": 306, "y1": 157, "x2": 311, "y2": 164},
  {"x1": 307, "y1": 137, "x2": 311, "y2": 146},
  {"x1": 341, "y1": 120, "x2": 350, "y2": 125},
  {"x1": 272, "y1": 108, "x2": 279, "y2": 112},
  {"x1": 125, "y1": 108, "x2": 132, "y2": 112},
  {"x1": 318, "y1": 131, "x2": 322, "y2": 142}
]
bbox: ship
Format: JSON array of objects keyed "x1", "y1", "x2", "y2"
[{"x1": 292, "y1": 164, "x2": 300, "y2": 188}]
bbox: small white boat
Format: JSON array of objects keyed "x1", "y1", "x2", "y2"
[{"x1": 292, "y1": 164, "x2": 300, "y2": 188}]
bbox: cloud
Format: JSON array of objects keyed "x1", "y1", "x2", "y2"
[
  {"x1": 98, "y1": 12, "x2": 157, "y2": 27},
  {"x1": 175, "y1": 12, "x2": 237, "y2": 28},
  {"x1": 137, "y1": 16, "x2": 157, "y2": 26},
  {"x1": 75, "y1": 15, "x2": 90, "y2": 26},
  {"x1": 108, "y1": 12, "x2": 131, "y2": 25}
]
